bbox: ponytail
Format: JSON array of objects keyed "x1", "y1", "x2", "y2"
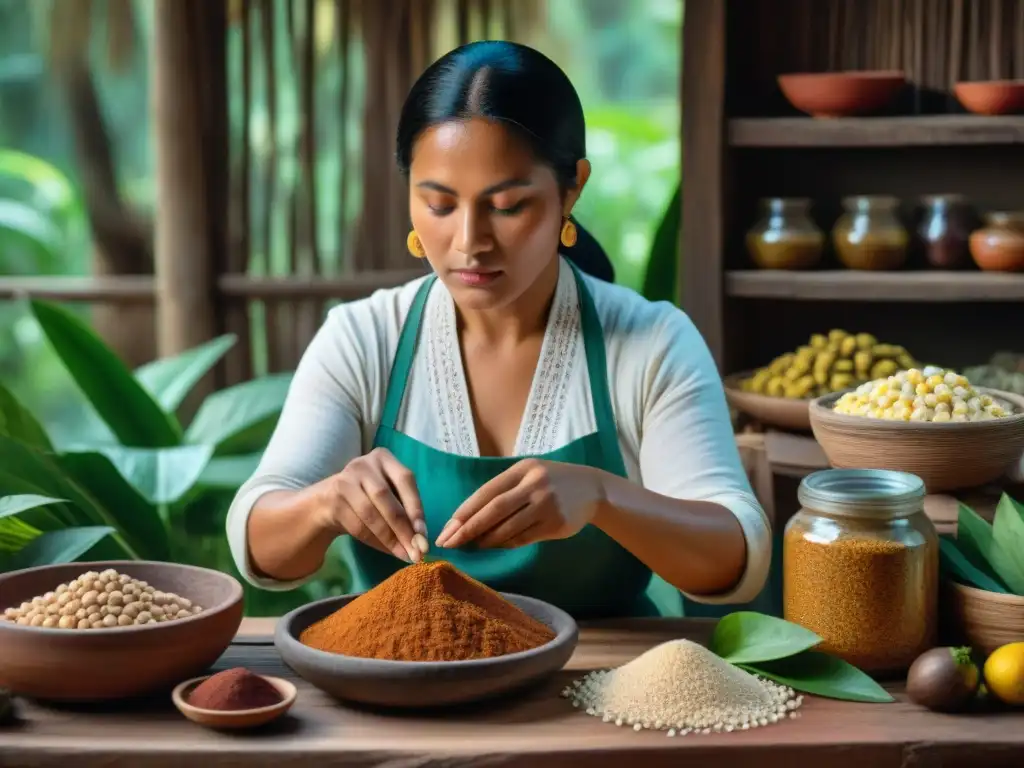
[{"x1": 561, "y1": 216, "x2": 615, "y2": 283}]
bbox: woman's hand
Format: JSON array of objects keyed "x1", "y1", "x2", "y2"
[
  {"x1": 435, "y1": 459, "x2": 607, "y2": 549},
  {"x1": 318, "y1": 447, "x2": 429, "y2": 562}
]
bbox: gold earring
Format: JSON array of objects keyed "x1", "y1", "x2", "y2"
[
  {"x1": 560, "y1": 218, "x2": 577, "y2": 248},
  {"x1": 407, "y1": 230, "x2": 426, "y2": 258}
]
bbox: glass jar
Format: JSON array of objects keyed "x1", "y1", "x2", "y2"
[
  {"x1": 783, "y1": 469, "x2": 938, "y2": 678},
  {"x1": 916, "y1": 194, "x2": 975, "y2": 270},
  {"x1": 969, "y1": 212, "x2": 1024, "y2": 272},
  {"x1": 832, "y1": 195, "x2": 909, "y2": 270},
  {"x1": 745, "y1": 198, "x2": 824, "y2": 270}
]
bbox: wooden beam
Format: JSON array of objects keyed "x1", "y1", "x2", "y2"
[
  {"x1": 681, "y1": 0, "x2": 727, "y2": 369},
  {"x1": 151, "y1": 0, "x2": 220, "y2": 358}
]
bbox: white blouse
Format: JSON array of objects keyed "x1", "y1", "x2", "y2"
[{"x1": 226, "y1": 257, "x2": 771, "y2": 604}]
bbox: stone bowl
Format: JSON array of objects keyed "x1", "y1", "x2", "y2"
[
  {"x1": 0, "y1": 561, "x2": 243, "y2": 702},
  {"x1": 274, "y1": 592, "x2": 578, "y2": 708}
]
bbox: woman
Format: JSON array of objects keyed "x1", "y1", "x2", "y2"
[{"x1": 227, "y1": 41, "x2": 770, "y2": 618}]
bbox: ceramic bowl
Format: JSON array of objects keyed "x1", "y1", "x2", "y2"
[
  {"x1": 944, "y1": 582, "x2": 1024, "y2": 656},
  {"x1": 809, "y1": 389, "x2": 1024, "y2": 492},
  {"x1": 778, "y1": 70, "x2": 906, "y2": 118},
  {"x1": 0, "y1": 561, "x2": 243, "y2": 702},
  {"x1": 275, "y1": 592, "x2": 578, "y2": 708},
  {"x1": 172, "y1": 674, "x2": 297, "y2": 730},
  {"x1": 954, "y1": 81, "x2": 1024, "y2": 116},
  {"x1": 723, "y1": 372, "x2": 812, "y2": 432}
]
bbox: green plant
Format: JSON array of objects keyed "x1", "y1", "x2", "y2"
[
  {"x1": 708, "y1": 611, "x2": 894, "y2": 703},
  {"x1": 641, "y1": 182, "x2": 681, "y2": 304},
  {"x1": 0, "y1": 299, "x2": 351, "y2": 613},
  {"x1": 940, "y1": 495, "x2": 1024, "y2": 596}
]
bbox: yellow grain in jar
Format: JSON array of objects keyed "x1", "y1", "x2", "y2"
[{"x1": 783, "y1": 469, "x2": 938, "y2": 678}]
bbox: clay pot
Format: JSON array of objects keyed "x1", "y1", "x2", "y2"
[
  {"x1": 969, "y1": 212, "x2": 1024, "y2": 272},
  {"x1": 777, "y1": 71, "x2": 906, "y2": 118},
  {"x1": 954, "y1": 81, "x2": 1024, "y2": 116}
]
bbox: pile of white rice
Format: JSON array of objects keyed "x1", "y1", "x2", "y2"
[{"x1": 561, "y1": 639, "x2": 803, "y2": 737}]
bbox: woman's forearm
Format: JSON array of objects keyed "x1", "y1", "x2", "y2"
[
  {"x1": 592, "y1": 471, "x2": 748, "y2": 597},
  {"x1": 245, "y1": 487, "x2": 336, "y2": 582}
]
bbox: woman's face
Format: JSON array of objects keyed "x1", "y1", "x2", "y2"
[{"x1": 408, "y1": 118, "x2": 587, "y2": 311}]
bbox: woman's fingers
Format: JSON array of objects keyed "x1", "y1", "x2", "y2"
[
  {"x1": 438, "y1": 485, "x2": 530, "y2": 548},
  {"x1": 474, "y1": 505, "x2": 542, "y2": 549},
  {"x1": 374, "y1": 449, "x2": 429, "y2": 555},
  {"x1": 360, "y1": 472, "x2": 420, "y2": 562},
  {"x1": 499, "y1": 520, "x2": 546, "y2": 549},
  {"x1": 336, "y1": 497, "x2": 406, "y2": 560}
]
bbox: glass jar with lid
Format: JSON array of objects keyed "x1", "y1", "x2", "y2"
[
  {"x1": 832, "y1": 195, "x2": 909, "y2": 270},
  {"x1": 745, "y1": 197, "x2": 824, "y2": 270},
  {"x1": 783, "y1": 469, "x2": 938, "y2": 678}
]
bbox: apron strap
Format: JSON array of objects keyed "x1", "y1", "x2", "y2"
[
  {"x1": 380, "y1": 275, "x2": 436, "y2": 431},
  {"x1": 569, "y1": 263, "x2": 628, "y2": 477}
]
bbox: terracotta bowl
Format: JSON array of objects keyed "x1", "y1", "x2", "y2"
[
  {"x1": 723, "y1": 372, "x2": 812, "y2": 432},
  {"x1": 809, "y1": 389, "x2": 1024, "y2": 492},
  {"x1": 275, "y1": 592, "x2": 578, "y2": 708},
  {"x1": 172, "y1": 674, "x2": 297, "y2": 730},
  {"x1": 778, "y1": 70, "x2": 906, "y2": 118},
  {"x1": 944, "y1": 582, "x2": 1024, "y2": 656},
  {"x1": 0, "y1": 561, "x2": 243, "y2": 702},
  {"x1": 954, "y1": 81, "x2": 1024, "y2": 116}
]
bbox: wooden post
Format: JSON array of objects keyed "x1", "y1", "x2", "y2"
[{"x1": 150, "y1": 0, "x2": 220, "y2": 363}]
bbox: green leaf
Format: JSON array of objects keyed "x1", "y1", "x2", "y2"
[
  {"x1": 939, "y1": 536, "x2": 1009, "y2": 593},
  {"x1": 55, "y1": 452, "x2": 169, "y2": 560},
  {"x1": 134, "y1": 334, "x2": 237, "y2": 413},
  {"x1": 710, "y1": 611, "x2": 822, "y2": 664},
  {"x1": 740, "y1": 651, "x2": 895, "y2": 703},
  {"x1": 185, "y1": 373, "x2": 292, "y2": 454},
  {"x1": 956, "y1": 503, "x2": 1005, "y2": 584},
  {"x1": 0, "y1": 149, "x2": 77, "y2": 216},
  {"x1": 0, "y1": 381, "x2": 52, "y2": 451},
  {"x1": 7, "y1": 526, "x2": 117, "y2": 571},
  {"x1": 0, "y1": 199, "x2": 61, "y2": 255},
  {"x1": 29, "y1": 299, "x2": 180, "y2": 447},
  {"x1": 196, "y1": 452, "x2": 262, "y2": 490},
  {"x1": 68, "y1": 444, "x2": 214, "y2": 505},
  {"x1": 0, "y1": 494, "x2": 67, "y2": 519},
  {"x1": 641, "y1": 183, "x2": 681, "y2": 304},
  {"x1": 991, "y1": 495, "x2": 1024, "y2": 596},
  {"x1": 0, "y1": 473, "x2": 77, "y2": 529},
  {"x1": 0, "y1": 516, "x2": 42, "y2": 553}
]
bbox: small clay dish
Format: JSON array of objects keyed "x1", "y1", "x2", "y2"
[
  {"x1": 778, "y1": 70, "x2": 906, "y2": 118},
  {"x1": 954, "y1": 81, "x2": 1024, "y2": 116},
  {"x1": 172, "y1": 674, "x2": 297, "y2": 730},
  {"x1": 723, "y1": 371, "x2": 812, "y2": 432}
]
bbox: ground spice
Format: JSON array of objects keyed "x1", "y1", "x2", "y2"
[
  {"x1": 188, "y1": 668, "x2": 283, "y2": 711},
  {"x1": 562, "y1": 639, "x2": 801, "y2": 737},
  {"x1": 299, "y1": 561, "x2": 555, "y2": 661},
  {"x1": 783, "y1": 530, "x2": 938, "y2": 676}
]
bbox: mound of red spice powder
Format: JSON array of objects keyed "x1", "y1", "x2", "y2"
[
  {"x1": 299, "y1": 561, "x2": 556, "y2": 661},
  {"x1": 188, "y1": 668, "x2": 283, "y2": 711}
]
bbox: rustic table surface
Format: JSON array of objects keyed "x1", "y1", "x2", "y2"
[{"x1": 3, "y1": 617, "x2": 1023, "y2": 767}]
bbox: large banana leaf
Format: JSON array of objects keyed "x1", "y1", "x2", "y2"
[
  {"x1": 0, "y1": 199, "x2": 62, "y2": 265},
  {"x1": 135, "y1": 334, "x2": 238, "y2": 413},
  {"x1": 72, "y1": 444, "x2": 214, "y2": 506},
  {"x1": 29, "y1": 300, "x2": 181, "y2": 447},
  {"x1": 0, "y1": 493, "x2": 67, "y2": 520},
  {"x1": 0, "y1": 494, "x2": 68, "y2": 554},
  {"x1": 4, "y1": 526, "x2": 119, "y2": 572},
  {"x1": 0, "y1": 381, "x2": 52, "y2": 451},
  {"x1": 197, "y1": 452, "x2": 262, "y2": 490},
  {"x1": 0, "y1": 149, "x2": 77, "y2": 220},
  {"x1": 55, "y1": 452, "x2": 169, "y2": 560},
  {"x1": 185, "y1": 373, "x2": 292, "y2": 455},
  {"x1": 641, "y1": 182, "x2": 682, "y2": 304},
  {"x1": 0, "y1": 474, "x2": 76, "y2": 528},
  {"x1": 0, "y1": 516, "x2": 40, "y2": 553},
  {"x1": 0, "y1": 435, "x2": 140, "y2": 558}
]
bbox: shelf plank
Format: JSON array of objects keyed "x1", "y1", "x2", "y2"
[
  {"x1": 729, "y1": 115, "x2": 1024, "y2": 147},
  {"x1": 726, "y1": 270, "x2": 1024, "y2": 301}
]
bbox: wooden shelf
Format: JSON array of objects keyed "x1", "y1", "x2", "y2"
[
  {"x1": 728, "y1": 115, "x2": 1024, "y2": 148},
  {"x1": 725, "y1": 270, "x2": 1024, "y2": 301}
]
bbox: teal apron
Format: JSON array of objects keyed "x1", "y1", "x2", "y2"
[{"x1": 343, "y1": 263, "x2": 683, "y2": 618}]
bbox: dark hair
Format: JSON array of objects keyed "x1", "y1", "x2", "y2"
[{"x1": 395, "y1": 41, "x2": 615, "y2": 283}]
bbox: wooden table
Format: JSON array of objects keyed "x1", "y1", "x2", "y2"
[{"x1": 4, "y1": 618, "x2": 1023, "y2": 767}]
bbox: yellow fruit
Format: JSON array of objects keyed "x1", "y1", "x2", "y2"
[{"x1": 984, "y1": 642, "x2": 1024, "y2": 706}]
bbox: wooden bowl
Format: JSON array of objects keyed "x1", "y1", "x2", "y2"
[
  {"x1": 172, "y1": 674, "x2": 297, "y2": 730},
  {"x1": 954, "y1": 81, "x2": 1024, "y2": 116},
  {"x1": 0, "y1": 561, "x2": 243, "y2": 702},
  {"x1": 809, "y1": 389, "x2": 1024, "y2": 492},
  {"x1": 724, "y1": 372, "x2": 812, "y2": 432},
  {"x1": 945, "y1": 582, "x2": 1024, "y2": 656},
  {"x1": 778, "y1": 71, "x2": 906, "y2": 118},
  {"x1": 274, "y1": 592, "x2": 578, "y2": 708}
]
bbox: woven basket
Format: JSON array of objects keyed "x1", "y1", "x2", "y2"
[
  {"x1": 944, "y1": 582, "x2": 1024, "y2": 656},
  {"x1": 723, "y1": 372, "x2": 812, "y2": 432},
  {"x1": 808, "y1": 388, "x2": 1024, "y2": 492}
]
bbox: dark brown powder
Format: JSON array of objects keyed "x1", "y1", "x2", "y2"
[{"x1": 188, "y1": 667, "x2": 283, "y2": 711}]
